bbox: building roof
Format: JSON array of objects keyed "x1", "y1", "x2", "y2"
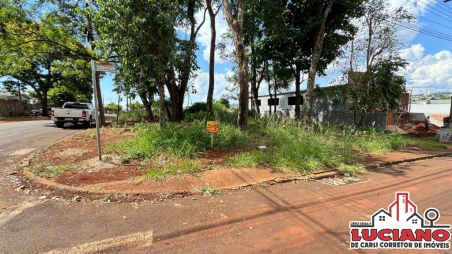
[{"x1": 0, "y1": 90, "x2": 32, "y2": 101}]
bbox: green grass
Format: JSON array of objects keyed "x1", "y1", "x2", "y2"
[
  {"x1": 142, "y1": 158, "x2": 199, "y2": 180},
  {"x1": 116, "y1": 109, "x2": 148, "y2": 122},
  {"x1": 106, "y1": 121, "x2": 252, "y2": 159},
  {"x1": 103, "y1": 118, "x2": 449, "y2": 178},
  {"x1": 201, "y1": 186, "x2": 221, "y2": 196},
  {"x1": 338, "y1": 164, "x2": 366, "y2": 175},
  {"x1": 31, "y1": 163, "x2": 74, "y2": 178}
]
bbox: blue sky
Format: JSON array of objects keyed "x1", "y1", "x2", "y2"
[{"x1": 99, "y1": 0, "x2": 452, "y2": 107}]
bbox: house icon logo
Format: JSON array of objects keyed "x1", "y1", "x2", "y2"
[{"x1": 349, "y1": 192, "x2": 450, "y2": 250}]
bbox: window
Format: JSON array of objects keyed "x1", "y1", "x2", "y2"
[
  {"x1": 379, "y1": 216, "x2": 385, "y2": 221},
  {"x1": 288, "y1": 96, "x2": 303, "y2": 105},
  {"x1": 268, "y1": 98, "x2": 279, "y2": 106},
  {"x1": 252, "y1": 99, "x2": 261, "y2": 106},
  {"x1": 64, "y1": 103, "x2": 89, "y2": 109},
  {"x1": 412, "y1": 219, "x2": 418, "y2": 224}
]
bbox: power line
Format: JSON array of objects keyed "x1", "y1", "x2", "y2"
[
  {"x1": 397, "y1": 21, "x2": 452, "y2": 40},
  {"x1": 335, "y1": 0, "x2": 452, "y2": 42},
  {"x1": 419, "y1": 16, "x2": 452, "y2": 31},
  {"x1": 417, "y1": 0, "x2": 452, "y2": 19},
  {"x1": 413, "y1": 0, "x2": 452, "y2": 23},
  {"x1": 396, "y1": 22, "x2": 452, "y2": 42}
]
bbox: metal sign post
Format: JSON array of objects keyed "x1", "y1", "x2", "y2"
[
  {"x1": 91, "y1": 60, "x2": 116, "y2": 161},
  {"x1": 206, "y1": 121, "x2": 220, "y2": 148}
]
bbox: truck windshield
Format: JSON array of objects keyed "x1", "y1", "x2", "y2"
[{"x1": 64, "y1": 104, "x2": 89, "y2": 109}]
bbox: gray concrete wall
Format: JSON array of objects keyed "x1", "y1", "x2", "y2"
[
  {"x1": 252, "y1": 93, "x2": 387, "y2": 129},
  {"x1": 311, "y1": 95, "x2": 387, "y2": 129}
]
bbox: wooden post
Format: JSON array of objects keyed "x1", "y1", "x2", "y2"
[{"x1": 211, "y1": 132, "x2": 214, "y2": 148}]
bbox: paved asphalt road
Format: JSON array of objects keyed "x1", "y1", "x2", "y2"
[
  {"x1": 0, "y1": 120, "x2": 84, "y2": 220},
  {"x1": 0, "y1": 122, "x2": 450, "y2": 254}
]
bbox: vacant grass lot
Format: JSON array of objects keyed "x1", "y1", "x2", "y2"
[{"x1": 104, "y1": 116, "x2": 447, "y2": 179}]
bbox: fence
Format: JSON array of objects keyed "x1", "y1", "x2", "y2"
[{"x1": 0, "y1": 100, "x2": 31, "y2": 116}]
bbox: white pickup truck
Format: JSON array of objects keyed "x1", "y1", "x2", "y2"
[{"x1": 51, "y1": 102, "x2": 96, "y2": 128}]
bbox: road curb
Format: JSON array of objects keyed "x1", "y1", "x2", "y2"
[{"x1": 363, "y1": 152, "x2": 452, "y2": 170}]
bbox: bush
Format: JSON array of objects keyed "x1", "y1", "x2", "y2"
[
  {"x1": 117, "y1": 109, "x2": 147, "y2": 122},
  {"x1": 185, "y1": 102, "x2": 207, "y2": 114},
  {"x1": 183, "y1": 111, "x2": 209, "y2": 122}
]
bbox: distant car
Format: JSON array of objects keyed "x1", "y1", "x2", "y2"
[
  {"x1": 31, "y1": 107, "x2": 52, "y2": 116},
  {"x1": 51, "y1": 102, "x2": 95, "y2": 128}
]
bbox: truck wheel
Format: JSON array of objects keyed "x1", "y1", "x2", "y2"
[
  {"x1": 55, "y1": 122, "x2": 64, "y2": 128},
  {"x1": 89, "y1": 116, "x2": 94, "y2": 128}
]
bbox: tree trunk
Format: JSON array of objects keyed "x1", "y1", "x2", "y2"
[
  {"x1": 158, "y1": 79, "x2": 166, "y2": 129},
  {"x1": 42, "y1": 90, "x2": 49, "y2": 116},
  {"x1": 206, "y1": 0, "x2": 219, "y2": 116},
  {"x1": 165, "y1": 100, "x2": 172, "y2": 120},
  {"x1": 250, "y1": 47, "x2": 262, "y2": 119},
  {"x1": 86, "y1": 3, "x2": 105, "y2": 126},
  {"x1": 268, "y1": 93, "x2": 273, "y2": 116},
  {"x1": 95, "y1": 72, "x2": 106, "y2": 125},
  {"x1": 138, "y1": 91, "x2": 154, "y2": 121},
  {"x1": 273, "y1": 81, "x2": 277, "y2": 114},
  {"x1": 221, "y1": 0, "x2": 249, "y2": 130},
  {"x1": 251, "y1": 86, "x2": 260, "y2": 119},
  {"x1": 168, "y1": 2, "x2": 206, "y2": 122},
  {"x1": 301, "y1": 0, "x2": 335, "y2": 126},
  {"x1": 353, "y1": 110, "x2": 365, "y2": 128},
  {"x1": 294, "y1": 64, "x2": 301, "y2": 120},
  {"x1": 166, "y1": 69, "x2": 183, "y2": 121},
  {"x1": 170, "y1": 88, "x2": 183, "y2": 121}
]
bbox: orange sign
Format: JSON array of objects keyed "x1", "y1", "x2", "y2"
[{"x1": 206, "y1": 121, "x2": 220, "y2": 133}]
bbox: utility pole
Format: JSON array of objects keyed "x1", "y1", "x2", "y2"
[
  {"x1": 445, "y1": 0, "x2": 451, "y2": 126},
  {"x1": 17, "y1": 79, "x2": 21, "y2": 102},
  {"x1": 17, "y1": 79, "x2": 24, "y2": 115}
]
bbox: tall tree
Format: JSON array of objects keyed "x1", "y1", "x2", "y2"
[
  {"x1": 166, "y1": 0, "x2": 206, "y2": 122},
  {"x1": 243, "y1": 0, "x2": 267, "y2": 119},
  {"x1": 260, "y1": 0, "x2": 311, "y2": 120},
  {"x1": 0, "y1": 2, "x2": 92, "y2": 115},
  {"x1": 259, "y1": 0, "x2": 360, "y2": 121},
  {"x1": 337, "y1": 0, "x2": 413, "y2": 127},
  {"x1": 206, "y1": 0, "x2": 221, "y2": 116},
  {"x1": 94, "y1": 0, "x2": 178, "y2": 129},
  {"x1": 264, "y1": 61, "x2": 293, "y2": 115},
  {"x1": 221, "y1": 0, "x2": 249, "y2": 130},
  {"x1": 302, "y1": 0, "x2": 335, "y2": 125},
  {"x1": 301, "y1": 0, "x2": 363, "y2": 125}
]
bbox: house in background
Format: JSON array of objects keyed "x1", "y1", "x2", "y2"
[
  {"x1": 0, "y1": 91, "x2": 33, "y2": 116},
  {"x1": 251, "y1": 91, "x2": 303, "y2": 119},
  {"x1": 250, "y1": 85, "x2": 407, "y2": 130}
]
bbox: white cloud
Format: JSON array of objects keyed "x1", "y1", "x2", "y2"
[
  {"x1": 195, "y1": 10, "x2": 233, "y2": 64},
  {"x1": 186, "y1": 70, "x2": 235, "y2": 105},
  {"x1": 402, "y1": 45, "x2": 452, "y2": 94},
  {"x1": 400, "y1": 44, "x2": 425, "y2": 60}
]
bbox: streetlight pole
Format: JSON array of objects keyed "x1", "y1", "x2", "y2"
[{"x1": 446, "y1": 0, "x2": 452, "y2": 127}]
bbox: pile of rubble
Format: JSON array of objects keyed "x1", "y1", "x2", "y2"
[{"x1": 388, "y1": 122, "x2": 439, "y2": 138}]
